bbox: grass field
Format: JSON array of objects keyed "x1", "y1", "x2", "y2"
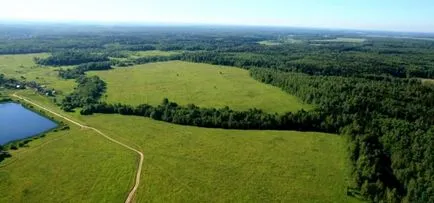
[
  {"x1": 0, "y1": 54, "x2": 76, "y2": 94},
  {"x1": 0, "y1": 92, "x2": 136, "y2": 202},
  {"x1": 1, "y1": 54, "x2": 355, "y2": 202},
  {"x1": 89, "y1": 61, "x2": 311, "y2": 113},
  {"x1": 258, "y1": 38, "x2": 303, "y2": 46},
  {"x1": 258, "y1": 40, "x2": 283, "y2": 46},
  {"x1": 131, "y1": 50, "x2": 181, "y2": 58},
  {"x1": 110, "y1": 50, "x2": 181, "y2": 62},
  {"x1": 14, "y1": 92, "x2": 358, "y2": 202},
  {"x1": 79, "y1": 115, "x2": 357, "y2": 202},
  {"x1": 422, "y1": 78, "x2": 434, "y2": 85},
  {"x1": 312, "y1": 38, "x2": 366, "y2": 43}
]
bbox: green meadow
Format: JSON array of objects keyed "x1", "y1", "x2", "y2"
[
  {"x1": 131, "y1": 50, "x2": 181, "y2": 57},
  {"x1": 312, "y1": 38, "x2": 366, "y2": 43},
  {"x1": 0, "y1": 54, "x2": 75, "y2": 94},
  {"x1": 258, "y1": 40, "x2": 284, "y2": 46},
  {"x1": 1, "y1": 53, "x2": 356, "y2": 202},
  {"x1": 82, "y1": 115, "x2": 357, "y2": 202},
  {"x1": 89, "y1": 61, "x2": 311, "y2": 113},
  {"x1": 10, "y1": 92, "x2": 357, "y2": 202},
  {"x1": 0, "y1": 93, "x2": 136, "y2": 202}
]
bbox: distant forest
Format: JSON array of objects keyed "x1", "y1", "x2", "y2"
[{"x1": 1, "y1": 25, "x2": 433, "y2": 202}]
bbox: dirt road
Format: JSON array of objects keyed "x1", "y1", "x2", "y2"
[{"x1": 12, "y1": 93, "x2": 143, "y2": 203}]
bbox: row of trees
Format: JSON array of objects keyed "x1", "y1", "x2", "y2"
[
  {"x1": 250, "y1": 68, "x2": 434, "y2": 202},
  {"x1": 34, "y1": 50, "x2": 109, "y2": 66},
  {"x1": 80, "y1": 98, "x2": 333, "y2": 132},
  {"x1": 175, "y1": 51, "x2": 434, "y2": 79},
  {"x1": 0, "y1": 74, "x2": 25, "y2": 89},
  {"x1": 58, "y1": 61, "x2": 112, "y2": 79},
  {"x1": 109, "y1": 48, "x2": 434, "y2": 79}
]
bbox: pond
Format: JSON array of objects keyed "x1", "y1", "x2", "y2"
[{"x1": 0, "y1": 102, "x2": 58, "y2": 145}]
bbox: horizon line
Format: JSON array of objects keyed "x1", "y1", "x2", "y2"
[{"x1": 1, "y1": 19, "x2": 434, "y2": 35}]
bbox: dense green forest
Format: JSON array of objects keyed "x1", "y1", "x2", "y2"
[
  {"x1": 34, "y1": 50, "x2": 109, "y2": 66},
  {"x1": 1, "y1": 25, "x2": 433, "y2": 202},
  {"x1": 60, "y1": 76, "x2": 106, "y2": 111},
  {"x1": 250, "y1": 69, "x2": 433, "y2": 202}
]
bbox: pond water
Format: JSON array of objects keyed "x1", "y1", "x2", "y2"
[{"x1": 0, "y1": 102, "x2": 57, "y2": 145}]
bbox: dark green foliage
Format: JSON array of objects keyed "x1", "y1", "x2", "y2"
[
  {"x1": 35, "y1": 50, "x2": 109, "y2": 66},
  {"x1": 58, "y1": 61, "x2": 112, "y2": 79},
  {"x1": 178, "y1": 48, "x2": 434, "y2": 78},
  {"x1": 61, "y1": 76, "x2": 106, "y2": 111},
  {"x1": 250, "y1": 68, "x2": 434, "y2": 202},
  {"x1": 80, "y1": 99, "x2": 328, "y2": 131},
  {"x1": 0, "y1": 150, "x2": 11, "y2": 162},
  {"x1": 2, "y1": 25, "x2": 434, "y2": 202}
]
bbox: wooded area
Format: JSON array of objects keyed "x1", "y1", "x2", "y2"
[{"x1": 1, "y1": 25, "x2": 433, "y2": 202}]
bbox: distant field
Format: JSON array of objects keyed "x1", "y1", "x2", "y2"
[
  {"x1": 79, "y1": 114, "x2": 357, "y2": 202},
  {"x1": 258, "y1": 38, "x2": 302, "y2": 46},
  {"x1": 258, "y1": 40, "x2": 283, "y2": 46},
  {"x1": 365, "y1": 35, "x2": 434, "y2": 41},
  {"x1": 312, "y1": 38, "x2": 366, "y2": 43},
  {"x1": 422, "y1": 78, "x2": 434, "y2": 85},
  {"x1": 0, "y1": 91, "x2": 136, "y2": 202},
  {"x1": 89, "y1": 61, "x2": 311, "y2": 113},
  {"x1": 0, "y1": 54, "x2": 75, "y2": 94},
  {"x1": 131, "y1": 50, "x2": 181, "y2": 57}
]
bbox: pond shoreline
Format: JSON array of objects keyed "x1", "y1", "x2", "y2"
[{"x1": 0, "y1": 99, "x2": 65, "y2": 152}]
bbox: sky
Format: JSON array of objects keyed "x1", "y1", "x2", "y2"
[{"x1": 1, "y1": 0, "x2": 433, "y2": 32}]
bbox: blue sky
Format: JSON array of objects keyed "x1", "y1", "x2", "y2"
[{"x1": 1, "y1": 0, "x2": 433, "y2": 32}]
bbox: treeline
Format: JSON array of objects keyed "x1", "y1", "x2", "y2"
[
  {"x1": 250, "y1": 68, "x2": 434, "y2": 202},
  {"x1": 61, "y1": 76, "x2": 106, "y2": 111},
  {"x1": 177, "y1": 51, "x2": 434, "y2": 79},
  {"x1": 111, "y1": 55, "x2": 179, "y2": 67},
  {"x1": 0, "y1": 74, "x2": 25, "y2": 89},
  {"x1": 0, "y1": 25, "x2": 271, "y2": 54},
  {"x1": 58, "y1": 61, "x2": 112, "y2": 79},
  {"x1": 35, "y1": 51, "x2": 109, "y2": 66},
  {"x1": 0, "y1": 96, "x2": 11, "y2": 103},
  {"x1": 0, "y1": 90, "x2": 11, "y2": 103},
  {"x1": 0, "y1": 145, "x2": 11, "y2": 162},
  {"x1": 80, "y1": 98, "x2": 333, "y2": 131}
]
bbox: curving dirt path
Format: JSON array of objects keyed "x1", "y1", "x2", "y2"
[{"x1": 12, "y1": 93, "x2": 143, "y2": 203}]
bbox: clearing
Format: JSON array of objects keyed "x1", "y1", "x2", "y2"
[
  {"x1": 312, "y1": 38, "x2": 366, "y2": 43},
  {"x1": 130, "y1": 50, "x2": 181, "y2": 58},
  {"x1": 258, "y1": 37, "x2": 303, "y2": 46},
  {"x1": 80, "y1": 113, "x2": 357, "y2": 202},
  {"x1": 0, "y1": 54, "x2": 75, "y2": 94},
  {"x1": 88, "y1": 61, "x2": 311, "y2": 113},
  {"x1": 0, "y1": 86, "x2": 358, "y2": 203}
]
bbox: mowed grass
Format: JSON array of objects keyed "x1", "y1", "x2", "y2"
[
  {"x1": 0, "y1": 54, "x2": 76, "y2": 94},
  {"x1": 89, "y1": 61, "x2": 311, "y2": 113},
  {"x1": 78, "y1": 114, "x2": 358, "y2": 202},
  {"x1": 0, "y1": 92, "x2": 137, "y2": 202}
]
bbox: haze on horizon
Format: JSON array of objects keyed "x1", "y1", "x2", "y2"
[{"x1": 1, "y1": 0, "x2": 434, "y2": 33}]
